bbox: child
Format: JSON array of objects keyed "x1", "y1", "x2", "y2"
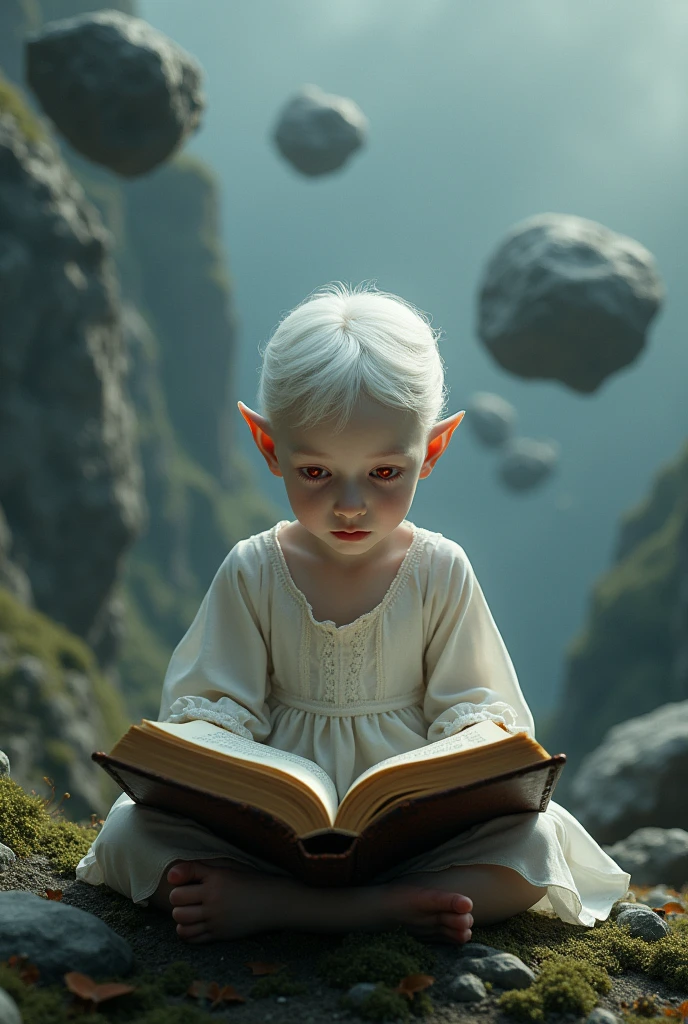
[{"x1": 76, "y1": 282, "x2": 630, "y2": 945}]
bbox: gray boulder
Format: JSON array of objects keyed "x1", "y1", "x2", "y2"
[
  {"x1": 616, "y1": 906, "x2": 669, "y2": 941},
  {"x1": 0, "y1": 104, "x2": 144, "y2": 641},
  {"x1": 477, "y1": 212, "x2": 664, "y2": 392},
  {"x1": 26, "y1": 10, "x2": 204, "y2": 176},
  {"x1": 0, "y1": 988, "x2": 22, "y2": 1024},
  {"x1": 448, "y1": 973, "x2": 487, "y2": 1001},
  {"x1": 457, "y1": 952, "x2": 535, "y2": 989},
  {"x1": 273, "y1": 84, "x2": 367, "y2": 176},
  {"x1": 569, "y1": 701, "x2": 688, "y2": 844},
  {"x1": 466, "y1": 392, "x2": 517, "y2": 448},
  {"x1": 498, "y1": 438, "x2": 559, "y2": 493},
  {"x1": 0, "y1": 891, "x2": 134, "y2": 986},
  {"x1": 0, "y1": 749, "x2": 10, "y2": 777},
  {"x1": 603, "y1": 828, "x2": 688, "y2": 888},
  {"x1": 0, "y1": 843, "x2": 17, "y2": 872}
]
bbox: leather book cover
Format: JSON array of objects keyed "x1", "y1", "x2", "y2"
[{"x1": 92, "y1": 750, "x2": 565, "y2": 886}]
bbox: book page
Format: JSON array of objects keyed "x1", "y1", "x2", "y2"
[
  {"x1": 344, "y1": 720, "x2": 515, "y2": 795},
  {"x1": 141, "y1": 720, "x2": 340, "y2": 823}
]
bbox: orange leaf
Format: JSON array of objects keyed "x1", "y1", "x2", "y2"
[
  {"x1": 212, "y1": 985, "x2": 245, "y2": 1007},
  {"x1": 44, "y1": 889, "x2": 63, "y2": 901},
  {"x1": 5, "y1": 955, "x2": 40, "y2": 985},
  {"x1": 394, "y1": 974, "x2": 435, "y2": 1000},
  {"x1": 664, "y1": 902, "x2": 685, "y2": 914},
  {"x1": 244, "y1": 961, "x2": 286, "y2": 976},
  {"x1": 64, "y1": 972, "x2": 135, "y2": 1004}
]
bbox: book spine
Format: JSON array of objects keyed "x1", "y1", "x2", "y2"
[{"x1": 538, "y1": 756, "x2": 566, "y2": 811}]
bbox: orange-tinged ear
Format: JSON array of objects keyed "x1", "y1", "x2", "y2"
[
  {"x1": 419, "y1": 411, "x2": 465, "y2": 479},
  {"x1": 237, "y1": 401, "x2": 282, "y2": 476}
]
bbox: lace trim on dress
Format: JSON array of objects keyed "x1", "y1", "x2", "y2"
[
  {"x1": 435, "y1": 701, "x2": 519, "y2": 738},
  {"x1": 264, "y1": 520, "x2": 427, "y2": 632},
  {"x1": 164, "y1": 696, "x2": 254, "y2": 741},
  {"x1": 344, "y1": 618, "x2": 371, "y2": 703},
  {"x1": 322, "y1": 627, "x2": 337, "y2": 703}
]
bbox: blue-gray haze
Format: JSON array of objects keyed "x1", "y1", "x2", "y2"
[{"x1": 139, "y1": 0, "x2": 688, "y2": 723}]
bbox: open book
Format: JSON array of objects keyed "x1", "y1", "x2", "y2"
[{"x1": 93, "y1": 719, "x2": 565, "y2": 885}]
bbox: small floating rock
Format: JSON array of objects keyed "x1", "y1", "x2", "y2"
[
  {"x1": 498, "y1": 437, "x2": 559, "y2": 492},
  {"x1": 466, "y1": 392, "x2": 517, "y2": 448},
  {"x1": 448, "y1": 972, "x2": 487, "y2": 1001},
  {"x1": 273, "y1": 84, "x2": 367, "y2": 176},
  {"x1": 616, "y1": 906, "x2": 669, "y2": 940}
]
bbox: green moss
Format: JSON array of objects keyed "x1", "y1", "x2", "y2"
[
  {"x1": 498, "y1": 956, "x2": 611, "y2": 1021},
  {"x1": 250, "y1": 970, "x2": 308, "y2": 998},
  {"x1": 0, "y1": 71, "x2": 46, "y2": 143},
  {"x1": 318, "y1": 929, "x2": 434, "y2": 989},
  {"x1": 0, "y1": 776, "x2": 99, "y2": 873}
]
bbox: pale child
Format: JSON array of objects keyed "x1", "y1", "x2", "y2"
[{"x1": 76, "y1": 283, "x2": 630, "y2": 944}]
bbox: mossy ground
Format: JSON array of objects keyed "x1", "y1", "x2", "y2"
[{"x1": 2, "y1": 778, "x2": 688, "y2": 1022}]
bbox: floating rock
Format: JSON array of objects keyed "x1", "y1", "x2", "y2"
[
  {"x1": 449, "y1": 972, "x2": 487, "y2": 1001},
  {"x1": 26, "y1": 10, "x2": 204, "y2": 176},
  {"x1": 476, "y1": 213, "x2": 664, "y2": 392},
  {"x1": 0, "y1": 749, "x2": 10, "y2": 777},
  {"x1": 466, "y1": 392, "x2": 517, "y2": 448},
  {"x1": 458, "y1": 952, "x2": 535, "y2": 989},
  {"x1": 273, "y1": 84, "x2": 367, "y2": 176},
  {"x1": 569, "y1": 701, "x2": 688, "y2": 844},
  {"x1": 616, "y1": 906, "x2": 669, "y2": 941},
  {"x1": 603, "y1": 829, "x2": 688, "y2": 889},
  {"x1": 498, "y1": 437, "x2": 559, "y2": 492},
  {"x1": 0, "y1": 891, "x2": 134, "y2": 986},
  {"x1": 0, "y1": 988, "x2": 22, "y2": 1024},
  {"x1": 0, "y1": 843, "x2": 17, "y2": 872},
  {"x1": 345, "y1": 982, "x2": 379, "y2": 1007},
  {"x1": 586, "y1": 1009, "x2": 620, "y2": 1024}
]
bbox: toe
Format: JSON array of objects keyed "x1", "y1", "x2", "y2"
[
  {"x1": 176, "y1": 921, "x2": 210, "y2": 940},
  {"x1": 169, "y1": 884, "x2": 204, "y2": 907},
  {"x1": 167, "y1": 860, "x2": 206, "y2": 886},
  {"x1": 172, "y1": 904, "x2": 206, "y2": 926}
]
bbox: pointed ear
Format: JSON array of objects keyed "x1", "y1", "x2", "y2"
[
  {"x1": 237, "y1": 401, "x2": 282, "y2": 477},
  {"x1": 419, "y1": 411, "x2": 465, "y2": 479}
]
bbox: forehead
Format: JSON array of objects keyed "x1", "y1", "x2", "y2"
[{"x1": 279, "y1": 396, "x2": 426, "y2": 456}]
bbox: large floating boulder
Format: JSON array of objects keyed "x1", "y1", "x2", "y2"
[
  {"x1": 476, "y1": 213, "x2": 664, "y2": 392},
  {"x1": 26, "y1": 10, "x2": 204, "y2": 176},
  {"x1": 569, "y1": 700, "x2": 688, "y2": 844},
  {"x1": 466, "y1": 391, "x2": 516, "y2": 448},
  {"x1": 273, "y1": 84, "x2": 368, "y2": 176},
  {"x1": 498, "y1": 437, "x2": 559, "y2": 492}
]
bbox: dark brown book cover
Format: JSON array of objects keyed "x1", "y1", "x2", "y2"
[{"x1": 92, "y1": 750, "x2": 566, "y2": 886}]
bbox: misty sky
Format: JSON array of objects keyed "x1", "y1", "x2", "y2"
[{"x1": 139, "y1": 0, "x2": 688, "y2": 721}]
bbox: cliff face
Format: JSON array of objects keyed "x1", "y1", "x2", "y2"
[
  {"x1": 549, "y1": 440, "x2": 688, "y2": 795},
  {"x1": 0, "y1": 1, "x2": 278, "y2": 749}
]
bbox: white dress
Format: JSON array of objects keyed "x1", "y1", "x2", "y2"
[{"x1": 76, "y1": 520, "x2": 630, "y2": 925}]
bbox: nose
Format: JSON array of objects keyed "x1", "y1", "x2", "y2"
[{"x1": 333, "y1": 482, "x2": 366, "y2": 520}]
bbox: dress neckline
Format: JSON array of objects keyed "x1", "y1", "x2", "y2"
[{"x1": 266, "y1": 520, "x2": 424, "y2": 632}]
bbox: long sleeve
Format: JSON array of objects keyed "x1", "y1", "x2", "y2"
[
  {"x1": 423, "y1": 542, "x2": 534, "y2": 742},
  {"x1": 157, "y1": 542, "x2": 272, "y2": 742}
]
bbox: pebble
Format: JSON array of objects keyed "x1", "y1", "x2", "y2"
[
  {"x1": 448, "y1": 972, "x2": 488, "y2": 1001},
  {"x1": 457, "y1": 951, "x2": 535, "y2": 988},
  {"x1": 616, "y1": 907, "x2": 669, "y2": 941},
  {"x1": 276, "y1": 995, "x2": 287, "y2": 1003},
  {"x1": 457, "y1": 942, "x2": 502, "y2": 958},
  {"x1": 586, "y1": 1009, "x2": 620, "y2": 1024},
  {"x1": 345, "y1": 982, "x2": 379, "y2": 1006}
]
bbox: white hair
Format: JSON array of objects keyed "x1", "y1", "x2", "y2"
[{"x1": 257, "y1": 281, "x2": 447, "y2": 433}]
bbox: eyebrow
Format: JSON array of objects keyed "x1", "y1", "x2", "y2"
[{"x1": 290, "y1": 449, "x2": 413, "y2": 460}]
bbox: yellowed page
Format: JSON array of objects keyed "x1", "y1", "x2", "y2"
[
  {"x1": 138, "y1": 720, "x2": 340, "y2": 825},
  {"x1": 335, "y1": 721, "x2": 547, "y2": 831}
]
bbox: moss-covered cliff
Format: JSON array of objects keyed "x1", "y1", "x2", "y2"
[{"x1": 549, "y1": 440, "x2": 688, "y2": 794}]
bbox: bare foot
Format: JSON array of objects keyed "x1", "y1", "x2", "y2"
[{"x1": 160, "y1": 860, "x2": 473, "y2": 945}]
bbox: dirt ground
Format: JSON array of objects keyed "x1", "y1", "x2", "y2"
[{"x1": 2, "y1": 852, "x2": 687, "y2": 1023}]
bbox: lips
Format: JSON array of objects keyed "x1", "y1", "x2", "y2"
[{"x1": 331, "y1": 530, "x2": 371, "y2": 540}]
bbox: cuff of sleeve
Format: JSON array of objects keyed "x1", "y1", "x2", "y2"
[
  {"x1": 164, "y1": 695, "x2": 255, "y2": 741},
  {"x1": 427, "y1": 701, "x2": 520, "y2": 741}
]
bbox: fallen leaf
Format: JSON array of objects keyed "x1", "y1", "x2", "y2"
[
  {"x1": 664, "y1": 902, "x2": 685, "y2": 914},
  {"x1": 4, "y1": 955, "x2": 40, "y2": 985},
  {"x1": 394, "y1": 973, "x2": 435, "y2": 1000},
  {"x1": 64, "y1": 972, "x2": 135, "y2": 1004},
  {"x1": 244, "y1": 961, "x2": 286, "y2": 976},
  {"x1": 187, "y1": 979, "x2": 245, "y2": 1007},
  {"x1": 664, "y1": 1001, "x2": 688, "y2": 1019},
  {"x1": 43, "y1": 889, "x2": 63, "y2": 901}
]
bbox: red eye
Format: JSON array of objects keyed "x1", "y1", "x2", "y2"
[{"x1": 374, "y1": 467, "x2": 401, "y2": 480}]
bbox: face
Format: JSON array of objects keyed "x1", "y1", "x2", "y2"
[{"x1": 273, "y1": 394, "x2": 429, "y2": 558}]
